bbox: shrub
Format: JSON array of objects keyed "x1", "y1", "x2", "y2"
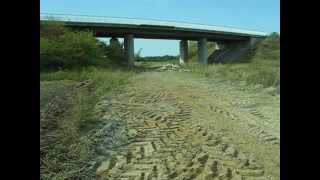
[
  {"x1": 104, "y1": 42, "x2": 127, "y2": 66},
  {"x1": 40, "y1": 21, "x2": 66, "y2": 40},
  {"x1": 40, "y1": 21, "x2": 106, "y2": 71}
]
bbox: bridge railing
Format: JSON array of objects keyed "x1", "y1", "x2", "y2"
[{"x1": 40, "y1": 13, "x2": 267, "y2": 37}]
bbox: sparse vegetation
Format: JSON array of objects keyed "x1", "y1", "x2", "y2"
[{"x1": 40, "y1": 68, "x2": 135, "y2": 179}]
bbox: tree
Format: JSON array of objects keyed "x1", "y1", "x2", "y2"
[{"x1": 40, "y1": 21, "x2": 106, "y2": 71}]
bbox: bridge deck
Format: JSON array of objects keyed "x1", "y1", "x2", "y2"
[{"x1": 40, "y1": 13, "x2": 267, "y2": 41}]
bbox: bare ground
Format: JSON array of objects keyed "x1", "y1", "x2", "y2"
[{"x1": 95, "y1": 71, "x2": 280, "y2": 180}]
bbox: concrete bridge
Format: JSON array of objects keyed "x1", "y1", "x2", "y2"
[{"x1": 40, "y1": 13, "x2": 267, "y2": 66}]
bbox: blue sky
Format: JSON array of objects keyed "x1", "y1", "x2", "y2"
[{"x1": 41, "y1": 0, "x2": 279, "y2": 56}]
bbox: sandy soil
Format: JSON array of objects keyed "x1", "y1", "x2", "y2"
[{"x1": 95, "y1": 71, "x2": 280, "y2": 180}]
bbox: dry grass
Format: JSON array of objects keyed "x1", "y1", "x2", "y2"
[{"x1": 40, "y1": 67, "x2": 135, "y2": 179}]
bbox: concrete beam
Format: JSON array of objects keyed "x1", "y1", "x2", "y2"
[
  {"x1": 179, "y1": 40, "x2": 188, "y2": 64},
  {"x1": 124, "y1": 34, "x2": 134, "y2": 67},
  {"x1": 198, "y1": 38, "x2": 208, "y2": 64}
]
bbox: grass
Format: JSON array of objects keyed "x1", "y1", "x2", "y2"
[
  {"x1": 40, "y1": 67, "x2": 135, "y2": 179},
  {"x1": 185, "y1": 35, "x2": 280, "y2": 90},
  {"x1": 186, "y1": 60, "x2": 279, "y2": 88}
]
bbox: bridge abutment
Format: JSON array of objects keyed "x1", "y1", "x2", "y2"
[
  {"x1": 208, "y1": 37, "x2": 265, "y2": 63},
  {"x1": 124, "y1": 34, "x2": 134, "y2": 67},
  {"x1": 179, "y1": 40, "x2": 188, "y2": 64},
  {"x1": 198, "y1": 38, "x2": 208, "y2": 64}
]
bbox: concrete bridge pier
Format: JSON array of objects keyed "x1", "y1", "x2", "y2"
[
  {"x1": 124, "y1": 34, "x2": 134, "y2": 67},
  {"x1": 198, "y1": 38, "x2": 208, "y2": 64},
  {"x1": 250, "y1": 37, "x2": 261, "y2": 48},
  {"x1": 179, "y1": 40, "x2": 188, "y2": 64}
]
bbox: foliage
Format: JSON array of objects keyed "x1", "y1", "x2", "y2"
[
  {"x1": 40, "y1": 21, "x2": 66, "y2": 39},
  {"x1": 40, "y1": 21, "x2": 107, "y2": 71},
  {"x1": 104, "y1": 41, "x2": 128, "y2": 66}
]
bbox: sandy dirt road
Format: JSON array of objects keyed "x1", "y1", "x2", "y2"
[{"x1": 95, "y1": 71, "x2": 280, "y2": 180}]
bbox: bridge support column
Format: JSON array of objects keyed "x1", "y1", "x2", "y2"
[
  {"x1": 179, "y1": 40, "x2": 188, "y2": 64},
  {"x1": 124, "y1": 34, "x2": 134, "y2": 67},
  {"x1": 250, "y1": 37, "x2": 260, "y2": 48},
  {"x1": 198, "y1": 38, "x2": 208, "y2": 64}
]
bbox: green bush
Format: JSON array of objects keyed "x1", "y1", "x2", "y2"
[
  {"x1": 40, "y1": 21, "x2": 106, "y2": 71},
  {"x1": 40, "y1": 21, "x2": 66, "y2": 40},
  {"x1": 104, "y1": 42, "x2": 127, "y2": 66}
]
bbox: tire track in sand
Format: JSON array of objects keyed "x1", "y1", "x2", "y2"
[{"x1": 96, "y1": 88, "x2": 270, "y2": 180}]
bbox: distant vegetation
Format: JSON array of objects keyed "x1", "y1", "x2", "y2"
[{"x1": 136, "y1": 55, "x2": 179, "y2": 62}]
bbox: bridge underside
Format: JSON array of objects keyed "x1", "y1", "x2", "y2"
[{"x1": 65, "y1": 23, "x2": 263, "y2": 66}]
